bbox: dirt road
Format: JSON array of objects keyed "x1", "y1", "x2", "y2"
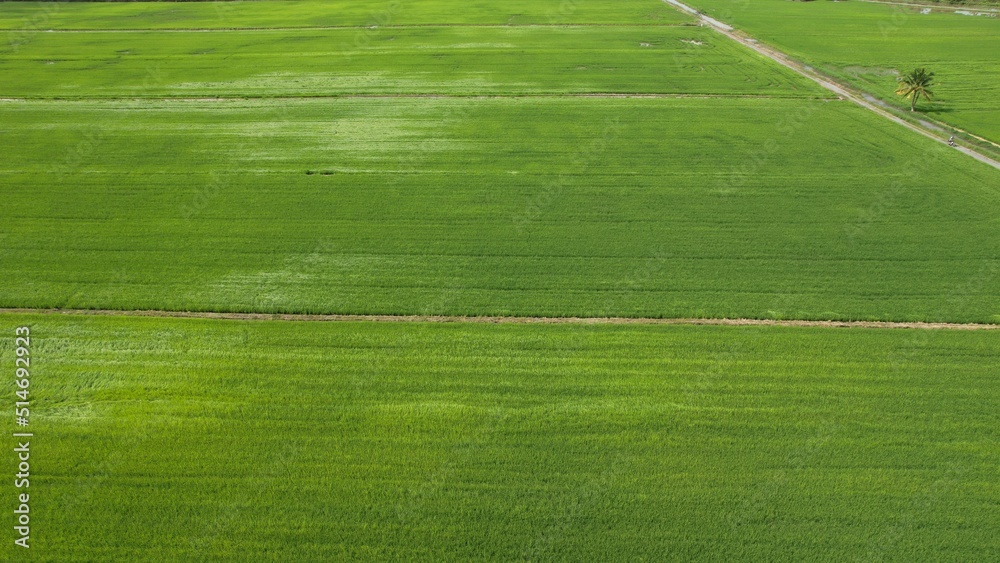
[
  {"x1": 662, "y1": 0, "x2": 1000, "y2": 171},
  {"x1": 2, "y1": 308, "x2": 997, "y2": 330}
]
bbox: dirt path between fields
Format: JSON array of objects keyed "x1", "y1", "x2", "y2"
[
  {"x1": 1, "y1": 308, "x2": 997, "y2": 330},
  {"x1": 856, "y1": 0, "x2": 998, "y2": 13},
  {"x1": 0, "y1": 23, "x2": 695, "y2": 33},
  {"x1": 0, "y1": 93, "x2": 824, "y2": 103},
  {"x1": 661, "y1": 0, "x2": 1000, "y2": 171}
]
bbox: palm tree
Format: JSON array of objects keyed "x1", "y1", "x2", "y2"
[{"x1": 895, "y1": 68, "x2": 935, "y2": 112}]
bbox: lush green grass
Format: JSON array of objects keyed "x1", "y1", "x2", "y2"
[
  {"x1": 0, "y1": 0, "x2": 690, "y2": 30},
  {"x1": 2, "y1": 97, "x2": 999, "y2": 323},
  {"x1": 2, "y1": 313, "x2": 998, "y2": 560},
  {"x1": 0, "y1": 25, "x2": 824, "y2": 98},
  {"x1": 681, "y1": 0, "x2": 1000, "y2": 144},
  {"x1": 1, "y1": 3, "x2": 998, "y2": 561},
  {"x1": 2, "y1": 0, "x2": 996, "y2": 325}
]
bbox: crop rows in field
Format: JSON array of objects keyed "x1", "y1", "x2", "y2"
[
  {"x1": 0, "y1": 0, "x2": 690, "y2": 30},
  {"x1": 1, "y1": 1, "x2": 999, "y2": 560},
  {"x1": 680, "y1": 0, "x2": 1000, "y2": 146},
  {"x1": 2, "y1": 313, "x2": 998, "y2": 560},
  {"x1": 1, "y1": 0, "x2": 998, "y2": 327},
  {"x1": 2, "y1": 97, "x2": 999, "y2": 323},
  {"x1": 0, "y1": 25, "x2": 828, "y2": 98}
]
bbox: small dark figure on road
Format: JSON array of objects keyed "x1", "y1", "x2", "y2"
[{"x1": 948, "y1": 136, "x2": 956, "y2": 147}]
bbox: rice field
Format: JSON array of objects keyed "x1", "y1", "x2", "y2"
[
  {"x1": 0, "y1": 25, "x2": 821, "y2": 98},
  {"x1": 2, "y1": 313, "x2": 998, "y2": 561},
  {"x1": 2, "y1": 0, "x2": 999, "y2": 559},
  {"x1": 2, "y1": 96, "x2": 999, "y2": 323},
  {"x1": 3, "y1": 1, "x2": 998, "y2": 324},
  {"x1": 0, "y1": 0, "x2": 690, "y2": 30},
  {"x1": 681, "y1": 0, "x2": 1000, "y2": 145}
]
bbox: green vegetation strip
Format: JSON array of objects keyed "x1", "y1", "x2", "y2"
[
  {"x1": 0, "y1": 0, "x2": 690, "y2": 30},
  {"x1": 0, "y1": 25, "x2": 823, "y2": 98},
  {"x1": 2, "y1": 313, "x2": 997, "y2": 560},
  {"x1": 679, "y1": 0, "x2": 1000, "y2": 145},
  {"x1": 2, "y1": 97, "x2": 999, "y2": 323}
]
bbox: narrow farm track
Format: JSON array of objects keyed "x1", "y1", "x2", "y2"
[
  {"x1": 2, "y1": 308, "x2": 998, "y2": 330},
  {"x1": 662, "y1": 0, "x2": 1000, "y2": 171}
]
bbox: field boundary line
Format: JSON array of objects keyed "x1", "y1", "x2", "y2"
[
  {"x1": 1, "y1": 308, "x2": 997, "y2": 330},
  {"x1": 0, "y1": 93, "x2": 832, "y2": 102},
  {"x1": 661, "y1": 0, "x2": 1000, "y2": 171},
  {"x1": 855, "y1": 0, "x2": 998, "y2": 13},
  {"x1": 0, "y1": 23, "x2": 697, "y2": 33}
]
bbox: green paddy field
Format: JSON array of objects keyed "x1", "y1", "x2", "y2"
[
  {"x1": 682, "y1": 0, "x2": 1000, "y2": 145},
  {"x1": 2, "y1": 96, "x2": 999, "y2": 323},
  {"x1": 1, "y1": 0, "x2": 998, "y2": 560},
  {"x1": 0, "y1": 0, "x2": 689, "y2": 29},
  {"x1": 0, "y1": 25, "x2": 819, "y2": 98},
  {"x1": 2, "y1": 315, "x2": 999, "y2": 561}
]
